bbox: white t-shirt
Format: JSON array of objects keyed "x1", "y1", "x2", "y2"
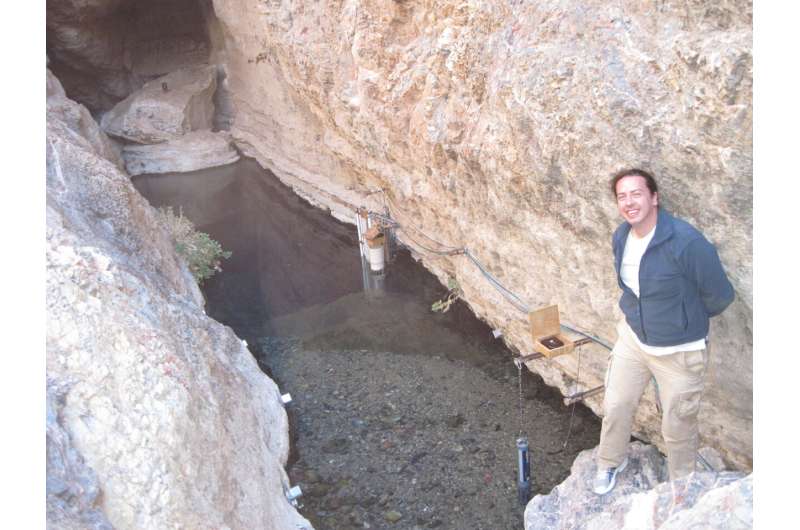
[{"x1": 620, "y1": 225, "x2": 706, "y2": 355}]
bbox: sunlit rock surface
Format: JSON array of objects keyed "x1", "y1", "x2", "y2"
[
  {"x1": 46, "y1": 70, "x2": 312, "y2": 530},
  {"x1": 47, "y1": 381, "x2": 114, "y2": 530},
  {"x1": 100, "y1": 65, "x2": 217, "y2": 144},
  {"x1": 210, "y1": 0, "x2": 752, "y2": 470},
  {"x1": 122, "y1": 129, "x2": 239, "y2": 175},
  {"x1": 524, "y1": 442, "x2": 751, "y2": 530}
]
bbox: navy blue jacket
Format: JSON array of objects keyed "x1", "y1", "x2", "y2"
[{"x1": 613, "y1": 209, "x2": 735, "y2": 347}]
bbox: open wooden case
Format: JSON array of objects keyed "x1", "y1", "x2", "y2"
[
  {"x1": 529, "y1": 305, "x2": 574, "y2": 358},
  {"x1": 364, "y1": 225, "x2": 384, "y2": 248}
]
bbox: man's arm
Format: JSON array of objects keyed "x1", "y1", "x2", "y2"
[{"x1": 682, "y1": 237, "x2": 735, "y2": 317}]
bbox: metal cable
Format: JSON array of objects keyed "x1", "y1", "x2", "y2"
[
  {"x1": 367, "y1": 211, "x2": 400, "y2": 228},
  {"x1": 560, "y1": 324, "x2": 614, "y2": 351},
  {"x1": 365, "y1": 199, "x2": 614, "y2": 352},
  {"x1": 397, "y1": 227, "x2": 465, "y2": 257},
  {"x1": 463, "y1": 249, "x2": 531, "y2": 313},
  {"x1": 385, "y1": 194, "x2": 463, "y2": 252}
]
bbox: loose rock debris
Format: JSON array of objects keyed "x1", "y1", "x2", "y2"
[{"x1": 259, "y1": 337, "x2": 601, "y2": 530}]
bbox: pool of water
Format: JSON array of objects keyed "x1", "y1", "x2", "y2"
[{"x1": 133, "y1": 158, "x2": 601, "y2": 529}]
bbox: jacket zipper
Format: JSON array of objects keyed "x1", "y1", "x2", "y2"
[{"x1": 638, "y1": 246, "x2": 648, "y2": 343}]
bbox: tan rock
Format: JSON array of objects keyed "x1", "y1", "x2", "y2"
[
  {"x1": 524, "y1": 442, "x2": 751, "y2": 529},
  {"x1": 47, "y1": 68, "x2": 124, "y2": 170},
  {"x1": 122, "y1": 130, "x2": 240, "y2": 176},
  {"x1": 46, "y1": 70, "x2": 312, "y2": 530},
  {"x1": 45, "y1": 0, "x2": 753, "y2": 472},
  {"x1": 211, "y1": 0, "x2": 753, "y2": 470},
  {"x1": 100, "y1": 65, "x2": 218, "y2": 144}
]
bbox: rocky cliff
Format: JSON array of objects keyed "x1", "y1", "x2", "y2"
[
  {"x1": 210, "y1": 0, "x2": 753, "y2": 470},
  {"x1": 46, "y1": 0, "x2": 752, "y2": 472},
  {"x1": 46, "y1": 69, "x2": 311, "y2": 529}
]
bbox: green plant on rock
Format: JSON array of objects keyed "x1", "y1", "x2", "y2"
[
  {"x1": 157, "y1": 206, "x2": 232, "y2": 284},
  {"x1": 431, "y1": 277, "x2": 462, "y2": 313}
]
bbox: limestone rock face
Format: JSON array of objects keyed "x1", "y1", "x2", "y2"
[
  {"x1": 47, "y1": 381, "x2": 114, "y2": 530},
  {"x1": 47, "y1": 68, "x2": 124, "y2": 170},
  {"x1": 211, "y1": 0, "x2": 752, "y2": 469},
  {"x1": 46, "y1": 70, "x2": 312, "y2": 530},
  {"x1": 100, "y1": 65, "x2": 218, "y2": 144},
  {"x1": 122, "y1": 130, "x2": 240, "y2": 175},
  {"x1": 524, "y1": 442, "x2": 752, "y2": 530}
]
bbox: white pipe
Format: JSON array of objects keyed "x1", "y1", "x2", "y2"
[{"x1": 368, "y1": 244, "x2": 385, "y2": 272}]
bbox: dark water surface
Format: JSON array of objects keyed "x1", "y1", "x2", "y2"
[{"x1": 133, "y1": 158, "x2": 601, "y2": 529}]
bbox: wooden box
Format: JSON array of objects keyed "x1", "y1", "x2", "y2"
[
  {"x1": 529, "y1": 305, "x2": 574, "y2": 358},
  {"x1": 364, "y1": 225, "x2": 385, "y2": 248}
]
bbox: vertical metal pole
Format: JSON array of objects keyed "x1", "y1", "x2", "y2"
[
  {"x1": 361, "y1": 254, "x2": 370, "y2": 292},
  {"x1": 517, "y1": 437, "x2": 531, "y2": 505},
  {"x1": 383, "y1": 205, "x2": 393, "y2": 264}
]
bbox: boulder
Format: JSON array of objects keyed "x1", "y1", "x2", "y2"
[
  {"x1": 524, "y1": 442, "x2": 751, "y2": 530},
  {"x1": 122, "y1": 130, "x2": 240, "y2": 176},
  {"x1": 47, "y1": 69, "x2": 312, "y2": 530},
  {"x1": 100, "y1": 65, "x2": 217, "y2": 144}
]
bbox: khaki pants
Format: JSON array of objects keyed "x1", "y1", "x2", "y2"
[{"x1": 597, "y1": 320, "x2": 707, "y2": 480}]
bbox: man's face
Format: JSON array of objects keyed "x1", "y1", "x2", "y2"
[{"x1": 615, "y1": 175, "x2": 658, "y2": 231}]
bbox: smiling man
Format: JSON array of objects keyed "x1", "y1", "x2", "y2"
[{"x1": 592, "y1": 168, "x2": 735, "y2": 495}]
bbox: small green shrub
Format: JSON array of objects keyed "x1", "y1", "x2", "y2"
[
  {"x1": 431, "y1": 277, "x2": 462, "y2": 313},
  {"x1": 157, "y1": 206, "x2": 232, "y2": 284}
]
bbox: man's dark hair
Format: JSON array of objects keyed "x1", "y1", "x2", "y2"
[{"x1": 610, "y1": 168, "x2": 658, "y2": 197}]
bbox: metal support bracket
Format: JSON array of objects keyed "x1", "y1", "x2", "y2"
[
  {"x1": 512, "y1": 336, "x2": 605, "y2": 404},
  {"x1": 563, "y1": 385, "x2": 604, "y2": 406},
  {"x1": 512, "y1": 337, "x2": 594, "y2": 368},
  {"x1": 512, "y1": 352, "x2": 545, "y2": 368}
]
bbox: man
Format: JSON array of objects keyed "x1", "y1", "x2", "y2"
[{"x1": 592, "y1": 168, "x2": 734, "y2": 495}]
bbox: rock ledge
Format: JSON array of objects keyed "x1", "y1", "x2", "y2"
[{"x1": 525, "y1": 442, "x2": 752, "y2": 530}]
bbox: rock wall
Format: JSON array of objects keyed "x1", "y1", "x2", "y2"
[
  {"x1": 46, "y1": 70, "x2": 311, "y2": 529},
  {"x1": 209, "y1": 0, "x2": 752, "y2": 470},
  {"x1": 524, "y1": 442, "x2": 752, "y2": 529},
  {"x1": 45, "y1": 0, "x2": 753, "y2": 471}
]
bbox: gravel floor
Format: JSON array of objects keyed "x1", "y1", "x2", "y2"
[{"x1": 257, "y1": 324, "x2": 600, "y2": 530}]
